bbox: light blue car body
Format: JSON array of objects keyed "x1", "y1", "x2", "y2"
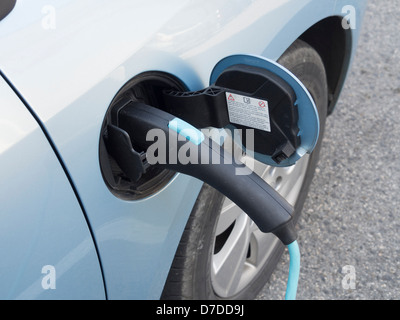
[{"x1": 0, "y1": 0, "x2": 367, "y2": 299}]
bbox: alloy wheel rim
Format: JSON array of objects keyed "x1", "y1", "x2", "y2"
[{"x1": 211, "y1": 150, "x2": 310, "y2": 297}]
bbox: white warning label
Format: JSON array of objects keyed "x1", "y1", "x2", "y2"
[{"x1": 225, "y1": 92, "x2": 271, "y2": 132}]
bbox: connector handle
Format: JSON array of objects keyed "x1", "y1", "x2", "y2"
[{"x1": 115, "y1": 102, "x2": 296, "y2": 244}]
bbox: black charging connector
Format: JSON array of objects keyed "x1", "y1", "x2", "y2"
[
  {"x1": 100, "y1": 62, "x2": 307, "y2": 244},
  {"x1": 104, "y1": 101, "x2": 297, "y2": 245}
]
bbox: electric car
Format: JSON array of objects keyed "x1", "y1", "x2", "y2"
[{"x1": 0, "y1": 0, "x2": 366, "y2": 299}]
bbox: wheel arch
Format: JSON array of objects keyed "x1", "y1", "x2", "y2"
[{"x1": 298, "y1": 16, "x2": 353, "y2": 115}]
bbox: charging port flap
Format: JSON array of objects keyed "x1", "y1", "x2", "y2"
[{"x1": 209, "y1": 54, "x2": 320, "y2": 167}]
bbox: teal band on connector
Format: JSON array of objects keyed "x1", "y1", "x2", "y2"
[
  {"x1": 285, "y1": 240, "x2": 301, "y2": 300},
  {"x1": 168, "y1": 117, "x2": 205, "y2": 145}
]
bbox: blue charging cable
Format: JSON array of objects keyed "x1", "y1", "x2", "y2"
[{"x1": 285, "y1": 240, "x2": 301, "y2": 300}]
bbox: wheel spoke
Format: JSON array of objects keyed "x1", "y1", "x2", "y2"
[
  {"x1": 248, "y1": 226, "x2": 280, "y2": 266},
  {"x1": 212, "y1": 213, "x2": 251, "y2": 297},
  {"x1": 241, "y1": 154, "x2": 269, "y2": 177},
  {"x1": 211, "y1": 131, "x2": 311, "y2": 297},
  {"x1": 216, "y1": 199, "x2": 243, "y2": 236}
]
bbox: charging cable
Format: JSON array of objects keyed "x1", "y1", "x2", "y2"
[
  {"x1": 106, "y1": 101, "x2": 302, "y2": 300},
  {"x1": 285, "y1": 240, "x2": 300, "y2": 300}
]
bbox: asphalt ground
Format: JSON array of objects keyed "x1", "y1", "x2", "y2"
[{"x1": 257, "y1": 1, "x2": 400, "y2": 300}]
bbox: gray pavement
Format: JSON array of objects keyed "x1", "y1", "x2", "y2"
[{"x1": 258, "y1": 1, "x2": 400, "y2": 300}]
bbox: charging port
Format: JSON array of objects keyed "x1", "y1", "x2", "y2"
[{"x1": 99, "y1": 71, "x2": 187, "y2": 200}]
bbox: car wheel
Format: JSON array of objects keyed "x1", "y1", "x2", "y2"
[{"x1": 161, "y1": 39, "x2": 328, "y2": 299}]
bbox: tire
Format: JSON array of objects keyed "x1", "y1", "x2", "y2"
[{"x1": 161, "y1": 39, "x2": 328, "y2": 300}]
